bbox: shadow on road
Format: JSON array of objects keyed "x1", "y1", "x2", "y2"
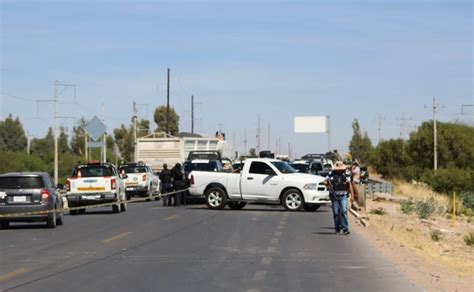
[
  {"x1": 185, "y1": 206, "x2": 329, "y2": 213},
  {"x1": 313, "y1": 232, "x2": 337, "y2": 235},
  {"x1": 1, "y1": 223, "x2": 50, "y2": 230}
]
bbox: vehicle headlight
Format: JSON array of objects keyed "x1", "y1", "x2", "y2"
[{"x1": 303, "y1": 183, "x2": 319, "y2": 190}]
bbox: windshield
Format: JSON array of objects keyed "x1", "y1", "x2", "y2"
[
  {"x1": 271, "y1": 161, "x2": 297, "y2": 174},
  {"x1": 120, "y1": 166, "x2": 147, "y2": 174},
  {"x1": 184, "y1": 161, "x2": 222, "y2": 173},
  {"x1": 0, "y1": 176, "x2": 45, "y2": 189},
  {"x1": 290, "y1": 164, "x2": 309, "y2": 173},
  {"x1": 73, "y1": 166, "x2": 115, "y2": 177}
]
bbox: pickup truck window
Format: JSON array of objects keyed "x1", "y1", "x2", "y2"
[
  {"x1": 271, "y1": 161, "x2": 297, "y2": 174},
  {"x1": 249, "y1": 162, "x2": 274, "y2": 175},
  {"x1": 73, "y1": 166, "x2": 115, "y2": 177},
  {"x1": 121, "y1": 166, "x2": 147, "y2": 173}
]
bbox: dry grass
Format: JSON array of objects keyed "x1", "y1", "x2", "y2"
[{"x1": 392, "y1": 178, "x2": 450, "y2": 206}]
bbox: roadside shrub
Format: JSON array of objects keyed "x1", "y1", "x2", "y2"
[
  {"x1": 464, "y1": 232, "x2": 474, "y2": 246},
  {"x1": 370, "y1": 207, "x2": 387, "y2": 216},
  {"x1": 400, "y1": 198, "x2": 416, "y2": 215},
  {"x1": 416, "y1": 197, "x2": 437, "y2": 219},
  {"x1": 422, "y1": 168, "x2": 472, "y2": 194},
  {"x1": 461, "y1": 192, "x2": 474, "y2": 211},
  {"x1": 430, "y1": 229, "x2": 443, "y2": 242}
]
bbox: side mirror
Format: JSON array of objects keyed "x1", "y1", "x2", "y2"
[{"x1": 120, "y1": 174, "x2": 128, "y2": 179}]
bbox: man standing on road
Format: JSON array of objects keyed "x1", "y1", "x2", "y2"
[
  {"x1": 325, "y1": 161, "x2": 351, "y2": 235},
  {"x1": 160, "y1": 164, "x2": 173, "y2": 206},
  {"x1": 171, "y1": 163, "x2": 185, "y2": 207},
  {"x1": 351, "y1": 161, "x2": 361, "y2": 210}
]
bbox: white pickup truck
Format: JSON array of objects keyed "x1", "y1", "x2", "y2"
[
  {"x1": 66, "y1": 161, "x2": 127, "y2": 215},
  {"x1": 189, "y1": 158, "x2": 330, "y2": 211}
]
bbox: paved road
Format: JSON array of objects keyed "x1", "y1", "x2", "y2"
[{"x1": 0, "y1": 200, "x2": 418, "y2": 292}]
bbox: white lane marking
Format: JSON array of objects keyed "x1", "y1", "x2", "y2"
[
  {"x1": 277, "y1": 225, "x2": 285, "y2": 230},
  {"x1": 274, "y1": 231, "x2": 282, "y2": 237},
  {"x1": 271, "y1": 238, "x2": 279, "y2": 244},
  {"x1": 253, "y1": 271, "x2": 267, "y2": 281},
  {"x1": 266, "y1": 246, "x2": 277, "y2": 253},
  {"x1": 261, "y1": 257, "x2": 272, "y2": 265}
]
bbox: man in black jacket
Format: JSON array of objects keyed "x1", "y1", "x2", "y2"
[
  {"x1": 160, "y1": 164, "x2": 173, "y2": 206},
  {"x1": 171, "y1": 163, "x2": 185, "y2": 206}
]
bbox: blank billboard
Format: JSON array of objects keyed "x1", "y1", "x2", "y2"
[{"x1": 294, "y1": 116, "x2": 328, "y2": 133}]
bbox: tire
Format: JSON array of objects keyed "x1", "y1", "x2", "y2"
[
  {"x1": 228, "y1": 201, "x2": 247, "y2": 210},
  {"x1": 70, "y1": 209, "x2": 78, "y2": 215},
  {"x1": 112, "y1": 203, "x2": 121, "y2": 213},
  {"x1": 79, "y1": 208, "x2": 86, "y2": 215},
  {"x1": 304, "y1": 204, "x2": 321, "y2": 212},
  {"x1": 0, "y1": 221, "x2": 9, "y2": 229},
  {"x1": 46, "y1": 212, "x2": 57, "y2": 228},
  {"x1": 121, "y1": 201, "x2": 128, "y2": 212},
  {"x1": 205, "y1": 187, "x2": 227, "y2": 210},
  {"x1": 57, "y1": 210, "x2": 64, "y2": 226},
  {"x1": 282, "y1": 189, "x2": 304, "y2": 211},
  {"x1": 126, "y1": 193, "x2": 131, "y2": 201}
]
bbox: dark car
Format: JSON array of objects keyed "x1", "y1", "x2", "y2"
[
  {"x1": 0, "y1": 172, "x2": 64, "y2": 229},
  {"x1": 290, "y1": 160, "x2": 328, "y2": 176}
]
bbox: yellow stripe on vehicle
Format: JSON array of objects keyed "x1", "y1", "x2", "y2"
[{"x1": 77, "y1": 187, "x2": 106, "y2": 191}]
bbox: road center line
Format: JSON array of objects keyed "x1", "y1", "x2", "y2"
[
  {"x1": 102, "y1": 232, "x2": 131, "y2": 243},
  {"x1": 253, "y1": 271, "x2": 267, "y2": 281},
  {"x1": 261, "y1": 257, "x2": 272, "y2": 265},
  {"x1": 277, "y1": 225, "x2": 285, "y2": 230},
  {"x1": 163, "y1": 215, "x2": 178, "y2": 221},
  {"x1": 0, "y1": 268, "x2": 30, "y2": 282},
  {"x1": 274, "y1": 231, "x2": 282, "y2": 237},
  {"x1": 271, "y1": 238, "x2": 279, "y2": 244},
  {"x1": 266, "y1": 246, "x2": 277, "y2": 253}
]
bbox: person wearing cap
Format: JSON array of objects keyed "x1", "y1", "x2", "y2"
[
  {"x1": 324, "y1": 161, "x2": 351, "y2": 235},
  {"x1": 351, "y1": 161, "x2": 361, "y2": 210}
]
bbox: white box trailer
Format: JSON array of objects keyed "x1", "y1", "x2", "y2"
[{"x1": 135, "y1": 133, "x2": 232, "y2": 172}]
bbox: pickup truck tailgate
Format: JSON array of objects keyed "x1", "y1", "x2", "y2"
[{"x1": 69, "y1": 177, "x2": 113, "y2": 193}]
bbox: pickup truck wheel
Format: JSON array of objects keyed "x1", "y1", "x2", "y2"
[
  {"x1": 0, "y1": 221, "x2": 9, "y2": 229},
  {"x1": 304, "y1": 204, "x2": 321, "y2": 212},
  {"x1": 70, "y1": 209, "x2": 78, "y2": 215},
  {"x1": 283, "y1": 189, "x2": 304, "y2": 211},
  {"x1": 112, "y1": 203, "x2": 121, "y2": 213},
  {"x1": 205, "y1": 187, "x2": 227, "y2": 210},
  {"x1": 79, "y1": 208, "x2": 86, "y2": 215},
  {"x1": 121, "y1": 202, "x2": 128, "y2": 212},
  {"x1": 228, "y1": 201, "x2": 247, "y2": 210}
]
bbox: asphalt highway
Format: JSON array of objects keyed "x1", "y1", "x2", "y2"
[{"x1": 0, "y1": 200, "x2": 419, "y2": 292}]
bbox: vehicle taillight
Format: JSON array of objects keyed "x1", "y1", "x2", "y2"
[
  {"x1": 41, "y1": 189, "x2": 50, "y2": 201},
  {"x1": 111, "y1": 178, "x2": 117, "y2": 190},
  {"x1": 66, "y1": 179, "x2": 71, "y2": 192},
  {"x1": 142, "y1": 174, "x2": 147, "y2": 182},
  {"x1": 190, "y1": 175, "x2": 194, "y2": 185}
]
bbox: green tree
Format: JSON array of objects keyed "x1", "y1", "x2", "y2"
[
  {"x1": 0, "y1": 114, "x2": 27, "y2": 152},
  {"x1": 154, "y1": 106, "x2": 179, "y2": 135},
  {"x1": 372, "y1": 139, "x2": 413, "y2": 179},
  {"x1": 59, "y1": 127, "x2": 71, "y2": 154},
  {"x1": 30, "y1": 127, "x2": 54, "y2": 161},
  {"x1": 70, "y1": 118, "x2": 88, "y2": 155},
  {"x1": 348, "y1": 119, "x2": 373, "y2": 163},
  {"x1": 114, "y1": 125, "x2": 133, "y2": 162}
]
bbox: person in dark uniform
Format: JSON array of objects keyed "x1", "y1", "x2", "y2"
[
  {"x1": 171, "y1": 163, "x2": 185, "y2": 207},
  {"x1": 159, "y1": 164, "x2": 173, "y2": 206}
]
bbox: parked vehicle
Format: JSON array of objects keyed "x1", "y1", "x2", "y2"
[
  {"x1": 66, "y1": 161, "x2": 127, "y2": 214},
  {"x1": 118, "y1": 162, "x2": 160, "y2": 200},
  {"x1": 135, "y1": 133, "x2": 233, "y2": 172},
  {"x1": 259, "y1": 150, "x2": 275, "y2": 158},
  {"x1": 0, "y1": 172, "x2": 64, "y2": 229},
  {"x1": 189, "y1": 158, "x2": 330, "y2": 211}
]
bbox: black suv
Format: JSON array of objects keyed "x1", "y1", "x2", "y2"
[{"x1": 0, "y1": 172, "x2": 64, "y2": 229}]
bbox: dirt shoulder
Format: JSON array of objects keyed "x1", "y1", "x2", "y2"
[{"x1": 352, "y1": 191, "x2": 473, "y2": 291}]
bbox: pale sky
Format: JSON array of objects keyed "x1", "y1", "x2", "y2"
[{"x1": 1, "y1": 0, "x2": 472, "y2": 157}]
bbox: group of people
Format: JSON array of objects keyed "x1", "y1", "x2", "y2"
[
  {"x1": 324, "y1": 161, "x2": 361, "y2": 235},
  {"x1": 159, "y1": 163, "x2": 187, "y2": 207}
]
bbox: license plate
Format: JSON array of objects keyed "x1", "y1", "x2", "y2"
[
  {"x1": 83, "y1": 195, "x2": 100, "y2": 200},
  {"x1": 13, "y1": 196, "x2": 27, "y2": 202}
]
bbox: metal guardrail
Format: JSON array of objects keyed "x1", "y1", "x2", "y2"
[{"x1": 364, "y1": 178, "x2": 393, "y2": 198}]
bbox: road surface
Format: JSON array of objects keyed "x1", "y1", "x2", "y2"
[{"x1": 0, "y1": 201, "x2": 419, "y2": 291}]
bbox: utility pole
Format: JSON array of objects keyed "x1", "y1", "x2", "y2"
[
  {"x1": 377, "y1": 113, "x2": 385, "y2": 144},
  {"x1": 191, "y1": 95, "x2": 194, "y2": 134},
  {"x1": 102, "y1": 103, "x2": 106, "y2": 163},
  {"x1": 54, "y1": 81, "x2": 59, "y2": 185},
  {"x1": 133, "y1": 102, "x2": 138, "y2": 161},
  {"x1": 267, "y1": 123, "x2": 271, "y2": 150},
  {"x1": 397, "y1": 113, "x2": 413, "y2": 139},
  {"x1": 432, "y1": 97, "x2": 438, "y2": 171},
  {"x1": 166, "y1": 68, "x2": 170, "y2": 135},
  {"x1": 288, "y1": 143, "x2": 291, "y2": 158},
  {"x1": 244, "y1": 129, "x2": 247, "y2": 154},
  {"x1": 278, "y1": 136, "x2": 282, "y2": 154},
  {"x1": 256, "y1": 115, "x2": 261, "y2": 154}
]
